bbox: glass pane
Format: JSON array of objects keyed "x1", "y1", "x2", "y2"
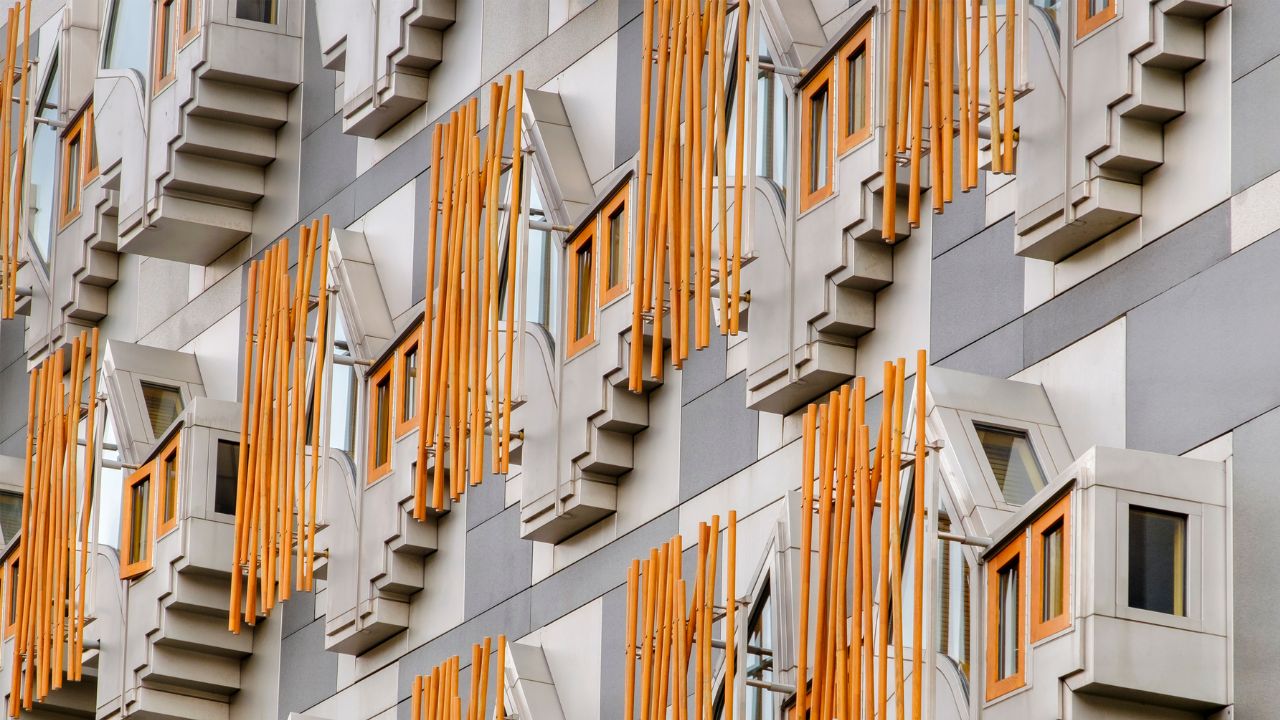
[
  {"x1": 374, "y1": 376, "x2": 391, "y2": 466},
  {"x1": 99, "y1": 407, "x2": 122, "y2": 548},
  {"x1": 937, "y1": 513, "x2": 972, "y2": 684},
  {"x1": 105, "y1": 0, "x2": 150, "y2": 77},
  {"x1": 0, "y1": 492, "x2": 20, "y2": 544},
  {"x1": 1041, "y1": 521, "x2": 1064, "y2": 621},
  {"x1": 140, "y1": 381, "x2": 184, "y2": 437},
  {"x1": 330, "y1": 314, "x2": 358, "y2": 459},
  {"x1": 745, "y1": 583, "x2": 772, "y2": 720},
  {"x1": 997, "y1": 561, "x2": 1019, "y2": 679},
  {"x1": 7, "y1": 561, "x2": 17, "y2": 624},
  {"x1": 1088, "y1": 0, "x2": 1109, "y2": 18},
  {"x1": 573, "y1": 240, "x2": 593, "y2": 341},
  {"x1": 236, "y1": 0, "x2": 277, "y2": 23},
  {"x1": 160, "y1": 0, "x2": 174, "y2": 77},
  {"x1": 214, "y1": 440, "x2": 239, "y2": 515},
  {"x1": 846, "y1": 46, "x2": 866, "y2": 137},
  {"x1": 64, "y1": 134, "x2": 81, "y2": 214},
  {"x1": 975, "y1": 424, "x2": 1047, "y2": 505},
  {"x1": 129, "y1": 477, "x2": 151, "y2": 563},
  {"x1": 1128, "y1": 507, "x2": 1186, "y2": 616},
  {"x1": 162, "y1": 451, "x2": 177, "y2": 523},
  {"x1": 183, "y1": 0, "x2": 197, "y2": 34},
  {"x1": 28, "y1": 53, "x2": 61, "y2": 265},
  {"x1": 808, "y1": 85, "x2": 828, "y2": 193},
  {"x1": 607, "y1": 209, "x2": 624, "y2": 289},
  {"x1": 401, "y1": 346, "x2": 418, "y2": 424}
]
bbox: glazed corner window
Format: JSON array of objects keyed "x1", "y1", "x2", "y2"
[
  {"x1": 367, "y1": 360, "x2": 393, "y2": 484},
  {"x1": 799, "y1": 63, "x2": 834, "y2": 211},
  {"x1": 838, "y1": 23, "x2": 871, "y2": 153},
  {"x1": 236, "y1": 0, "x2": 278, "y2": 23},
  {"x1": 120, "y1": 464, "x2": 155, "y2": 578},
  {"x1": 565, "y1": 226, "x2": 596, "y2": 358},
  {"x1": 395, "y1": 332, "x2": 420, "y2": 437},
  {"x1": 1030, "y1": 495, "x2": 1070, "y2": 642},
  {"x1": 975, "y1": 424, "x2": 1046, "y2": 506},
  {"x1": 140, "y1": 380, "x2": 184, "y2": 438},
  {"x1": 179, "y1": 0, "x2": 201, "y2": 45},
  {"x1": 1128, "y1": 506, "x2": 1187, "y2": 616},
  {"x1": 1076, "y1": 0, "x2": 1116, "y2": 38},
  {"x1": 599, "y1": 186, "x2": 629, "y2": 306},
  {"x1": 154, "y1": 434, "x2": 180, "y2": 536},
  {"x1": 985, "y1": 538, "x2": 1025, "y2": 700},
  {"x1": 214, "y1": 440, "x2": 239, "y2": 515},
  {"x1": 153, "y1": 0, "x2": 177, "y2": 91}
]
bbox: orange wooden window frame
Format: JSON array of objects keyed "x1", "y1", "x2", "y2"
[
  {"x1": 153, "y1": 0, "x2": 178, "y2": 93},
  {"x1": 4, "y1": 552, "x2": 18, "y2": 638},
  {"x1": 799, "y1": 62, "x2": 835, "y2": 212},
  {"x1": 598, "y1": 184, "x2": 629, "y2": 306},
  {"x1": 565, "y1": 225, "x2": 597, "y2": 358},
  {"x1": 120, "y1": 463, "x2": 156, "y2": 579},
  {"x1": 837, "y1": 22, "x2": 873, "y2": 155},
  {"x1": 57, "y1": 112, "x2": 87, "y2": 229},
  {"x1": 1076, "y1": 0, "x2": 1116, "y2": 39},
  {"x1": 154, "y1": 433, "x2": 181, "y2": 537},
  {"x1": 367, "y1": 358, "x2": 394, "y2": 484},
  {"x1": 83, "y1": 105, "x2": 99, "y2": 184},
  {"x1": 985, "y1": 535, "x2": 1026, "y2": 701},
  {"x1": 394, "y1": 329, "x2": 421, "y2": 438},
  {"x1": 178, "y1": 0, "x2": 201, "y2": 46},
  {"x1": 1030, "y1": 494, "x2": 1071, "y2": 643}
]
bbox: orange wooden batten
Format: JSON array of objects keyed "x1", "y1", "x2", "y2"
[
  {"x1": 0, "y1": 2, "x2": 32, "y2": 319},
  {"x1": 408, "y1": 638, "x2": 506, "y2": 720}
]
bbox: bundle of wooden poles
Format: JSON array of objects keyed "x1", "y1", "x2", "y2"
[
  {"x1": 628, "y1": 0, "x2": 748, "y2": 393},
  {"x1": 623, "y1": 512, "x2": 738, "y2": 720},
  {"x1": 794, "y1": 351, "x2": 927, "y2": 720},
  {"x1": 409, "y1": 636, "x2": 507, "y2": 720},
  {"x1": 228, "y1": 215, "x2": 333, "y2": 633},
  {"x1": 414, "y1": 72, "x2": 524, "y2": 518},
  {"x1": 8, "y1": 328, "x2": 101, "y2": 716},
  {"x1": 882, "y1": 0, "x2": 1017, "y2": 241},
  {"x1": 0, "y1": 0, "x2": 31, "y2": 319}
]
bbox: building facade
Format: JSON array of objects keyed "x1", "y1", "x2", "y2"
[{"x1": 0, "y1": 0, "x2": 1264, "y2": 719}]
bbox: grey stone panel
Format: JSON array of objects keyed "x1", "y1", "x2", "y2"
[
  {"x1": 277, "y1": 618, "x2": 339, "y2": 720},
  {"x1": 301, "y1": 0, "x2": 337, "y2": 139},
  {"x1": 351, "y1": 132, "x2": 433, "y2": 223},
  {"x1": 929, "y1": 215, "x2": 1023, "y2": 361},
  {"x1": 1022, "y1": 202, "x2": 1229, "y2": 368},
  {"x1": 1233, "y1": 0, "x2": 1280, "y2": 81},
  {"x1": 0, "y1": 316, "x2": 22, "y2": 366},
  {"x1": 619, "y1": 0, "x2": 643, "y2": 26},
  {"x1": 299, "y1": 113, "x2": 358, "y2": 221},
  {"x1": 1127, "y1": 230, "x2": 1280, "y2": 455},
  {"x1": 135, "y1": 258, "x2": 191, "y2": 339},
  {"x1": 281, "y1": 589, "x2": 316, "y2": 639},
  {"x1": 614, "y1": 12, "x2": 642, "y2": 169},
  {"x1": 931, "y1": 144, "x2": 988, "y2": 258},
  {"x1": 464, "y1": 504, "x2": 534, "y2": 620},
  {"x1": 0, "y1": 430, "x2": 21, "y2": 457},
  {"x1": 1232, "y1": 54, "x2": 1280, "y2": 194},
  {"x1": 466, "y1": 441, "x2": 508, "y2": 531},
  {"x1": 599, "y1": 582, "x2": 629, "y2": 720},
  {"x1": 481, "y1": 0, "x2": 550, "y2": 81},
  {"x1": 529, "y1": 509, "x2": 678, "y2": 628},
  {"x1": 679, "y1": 372, "x2": 758, "y2": 502},
  {"x1": 934, "y1": 318, "x2": 1025, "y2": 381},
  {"x1": 1229, "y1": 404, "x2": 1280, "y2": 720},
  {"x1": 412, "y1": 173, "x2": 430, "y2": 306},
  {"x1": 680, "y1": 328, "x2": 728, "y2": 405}
]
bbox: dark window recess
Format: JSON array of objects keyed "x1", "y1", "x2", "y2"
[
  {"x1": 214, "y1": 440, "x2": 240, "y2": 515},
  {"x1": 0, "y1": 492, "x2": 20, "y2": 544},
  {"x1": 1128, "y1": 506, "x2": 1187, "y2": 616},
  {"x1": 141, "y1": 381, "x2": 184, "y2": 437},
  {"x1": 235, "y1": 0, "x2": 277, "y2": 23}
]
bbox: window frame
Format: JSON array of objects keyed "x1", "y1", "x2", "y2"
[
  {"x1": 985, "y1": 534, "x2": 1026, "y2": 701},
  {"x1": 394, "y1": 327, "x2": 421, "y2": 439},
  {"x1": 1029, "y1": 493, "x2": 1071, "y2": 643},
  {"x1": 154, "y1": 432, "x2": 181, "y2": 538},
  {"x1": 837, "y1": 21, "x2": 873, "y2": 155},
  {"x1": 120, "y1": 462, "x2": 156, "y2": 579},
  {"x1": 598, "y1": 184, "x2": 629, "y2": 307},
  {"x1": 4, "y1": 551, "x2": 18, "y2": 638},
  {"x1": 799, "y1": 61, "x2": 835, "y2": 212},
  {"x1": 961, "y1": 413, "x2": 1056, "y2": 510},
  {"x1": 152, "y1": 0, "x2": 178, "y2": 93},
  {"x1": 83, "y1": 106, "x2": 99, "y2": 184},
  {"x1": 565, "y1": 224, "x2": 597, "y2": 358},
  {"x1": 58, "y1": 110, "x2": 88, "y2": 229},
  {"x1": 1076, "y1": 0, "x2": 1117, "y2": 39},
  {"x1": 1117, "y1": 493, "x2": 1202, "y2": 629},
  {"x1": 178, "y1": 0, "x2": 201, "y2": 46},
  {"x1": 366, "y1": 357, "x2": 394, "y2": 484}
]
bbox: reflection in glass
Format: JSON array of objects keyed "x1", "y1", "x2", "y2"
[
  {"x1": 996, "y1": 560, "x2": 1019, "y2": 679},
  {"x1": 1128, "y1": 507, "x2": 1186, "y2": 616},
  {"x1": 29, "y1": 53, "x2": 61, "y2": 266},
  {"x1": 975, "y1": 424, "x2": 1046, "y2": 505},
  {"x1": 128, "y1": 476, "x2": 151, "y2": 564},
  {"x1": 1041, "y1": 521, "x2": 1064, "y2": 621},
  {"x1": 141, "y1": 380, "x2": 184, "y2": 437},
  {"x1": 105, "y1": 0, "x2": 150, "y2": 77}
]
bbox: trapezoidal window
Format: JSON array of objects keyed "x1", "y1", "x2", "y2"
[
  {"x1": 566, "y1": 225, "x2": 596, "y2": 358},
  {"x1": 1076, "y1": 0, "x2": 1116, "y2": 38},
  {"x1": 120, "y1": 463, "x2": 155, "y2": 578},
  {"x1": 140, "y1": 381, "x2": 184, "y2": 438},
  {"x1": 599, "y1": 184, "x2": 629, "y2": 306},
  {"x1": 367, "y1": 359, "x2": 393, "y2": 484},
  {"x1": 838, "y1": 22, "x2": 872, "y2": 153},
  {"x1": 1030, "y1": 494, "x2": 1071, "y2": 642},
  {"x1": 799, "y1": 62, "x2": 834, "y2": 212},
  {"x1": 975, "y1": 423, "x2": 1047, "y2": 506},
  {"x1": 985, "y1": 537, "x2": 1025, "y2": 700},
  {"x1": 1128, "y1": 506, "x2": 1187, "y2": 617}
]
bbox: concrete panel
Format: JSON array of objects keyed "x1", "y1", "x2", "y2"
[
  {"x1": 302, "y1": 0, "x2": 337, "y2": 139},
  {"x1": 680, "y1": 329, "x2": 727, "y2": 405},
  {"x1": 931, "y1": 147, "x2": 987, "y2": 258},
  {"x1": 1232, "y1": 54, "x2": 1280, "y2": 194},
  {"x1": 614, "y1": 11, "x2": 641, "y2": 169},
  {"x1": 300, "y1": 113, "x2": 358, "y2": 219},
  {"x1": 1022, "y1": 203, "x2": 1229, "y2": 367},
  {"x1": 466, "y1": 442, "x2": 509, "y2": 531},
  {"x1": 679, "y1": 372, "x2": 758, "y2": 502},
  {"x1": 353, "y1": 124, "x2": 434, "y2": 224},
  {"x1": 464, "y1": 505, "x2": 534, "y2": 619},
  {"x1": 277, "y1": 618, "x2": 339, "y2": 720},
  {"x1": 411, "y1": 173, "x2": 429, "y2": 306},
  {"x1": 1233, "y1": 2, "x2": 1276, "y2": 81},
  {"x1": 1127, "y1": 230, "x2": 1280, "y2": 455},
  {"x1": 930, "y1": 215, "x2": 1023, "y2": 361},
  {"x1": 1231, "y1": 405, "x2": 1280, "y2": 719},
  {"x1": 281, "y1": 590, "x2": 317, "y2": 640},
  {"x1": 481, "y1": 0, "x2": 549, "y2": 80},
  {"x1": 934, "y1": 317, "x2": 1025, "y2": 381}
]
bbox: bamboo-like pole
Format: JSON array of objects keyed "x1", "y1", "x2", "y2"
[
  {"x1": 494, "y1": 635, "x2": 507, "y2": 720},
  {"x1": 501, "y1": 71, "x2": 524, "y2": 473},
  {"x1": 811, "y1": 399, "x2": 835, "y2": 717},
  {"x1": 969, "y1": 0, "x2": 980, "y2": 188},
  {"x1": 957, "y1": 0, "x2": 971, "y2": 192},
  {"x1": 0, "y1": 9, "x2": 14, "y2": 319},
  {"x1": 630, "y1": 0, "x2": 656, "y2": 392},
  {"x1": 1002, "y1": 0, "x2": 1015, "y2": 172},
  {"x1": 796, "y1": 404, "x2": 816, "y2": 719},
  {"x1": 73, "y1": 327, "x2": 100, "y2": 679},
  {"x1": 883, "y1": 0, "x2": 902, "y2": 243},
  {"x1": 928, "y1": 0, "x2": 944, "y2": 214},
  {"x1": 891, "y1": 359, "x2": 907, "y2": 720},
  {"x1": 640, "y1": 547, "x2": 660, "y2": 720},
  {"x1": 906, "y1": 0, "x2": 928, "y2": 227},
  {"x1": 728, "y1": 0, "x2": 747, "y2": 335},
  {"x1": 859, "y1": 419, "x2": 873, "y2": 720},
  {"x1": 986, "y1": 0, "x2": 1003, "y2": 172},
  {"x1": 850, "y1": 377, "x2": 865, "y2": 720},
  {"x1": 899, "y1": 0, "x2": 917, "y2": 154},
  {"x1": 911, "y1": 351, "x2": 928, "y2": 717},
  {"x1": 692, "y1": 523, "x2": 708, "y2": 720},
  {"x1": 9, "y1": 0, "x2": 30, "y2": 320},
  {"x1": 942, "y1": 0, "x2": 955, "y2": 203},
  {"x1": 625, "y1": 559, "x2": 640, "y2": 720},
  {"x1": 724, "y1": 511, "x2": 736, "y2": 720},
  {"x1": 417, "y1": 124, "x2": 444, "y2": 517}
]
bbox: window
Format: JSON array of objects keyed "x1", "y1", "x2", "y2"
[
  {"x1": 395, "y1": 330, "x2": 420, "y2": 437},
  {"x1": 179, "y1": 0, "x2": 201, "y2": 45},
  {"x1": 104, "y1": 0, "x2": 150, "y2": 78},
  {"x1": 726, "y1": 12, "x2": 789, "y2": 198},
  {"x1": 1030, "y1": 494, "x2": 1070, "y2": 642},
  {"x1": 744, "y1": 582, "x2": 774, "y2": 720},
  {"x1": 153, "y1": 0, "x2": 177, "y2": 91},
  {"x1": 99, "y1": 407, "x2": 124, "y2": 549},
  {"x1": 329, "y1": 315, "x2": 359, "y2": 459},
  {"x1": 937, "y1": 513, "x2": 973, "y2": 684},
  {"x1": 236, "y1": 0, "x2": 278, "y2": 23},
  {"x1": 367, "y1": 359, "x2": 393, "y2": 483},
  {"x1": 985, "y1": 537, "x2": 1025, "y2": 700},
  {"x1": 0, "y1": 492, "x2": 20, "y2": 544},
  {"x1": 29, "y1": 52, "x2": 61, "y2": 267},
  {"x1": 120, "y1": 464, "x2": 155, "y2": 578},
  {"x1": 4, "y1": 553, "x2": 18, "y2": 637},
  {"x1": 838, "y1": 23, "x2": 872, "y2": 153},
  {"x1": 1076, "y1": 0, "x2": 1115, "y2": 38},
  {"x1": 84, "y1": 108, "x2": 98, "y2": 182},
  {"x1": 599, "y1": 185, "x2": 628, "y2": 306},
  {"x1": 140, "y1": 381, "x2": 184, "y2": 438},
  {"x1": 1128, "y1": 506, "x2": 1186, "y2": 616},
  {"x1": 214, "y1": 440, "x2": 239, "y2": 515},
  {"x1": 975, "y1": 424, "x2": 1047, "y2": 506},
  {"x1": 154, "y1": 434, "x2": 180, "y2": 536},
  {"x1": 565, "y1": 225, "x2": 596, "y2": 357},
  {"x1": 59, "y1": 108, "x2": 95, "y2": 229},
  {"x1": 799, "y1": 63, "x2": 834, "y2": 211}
]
